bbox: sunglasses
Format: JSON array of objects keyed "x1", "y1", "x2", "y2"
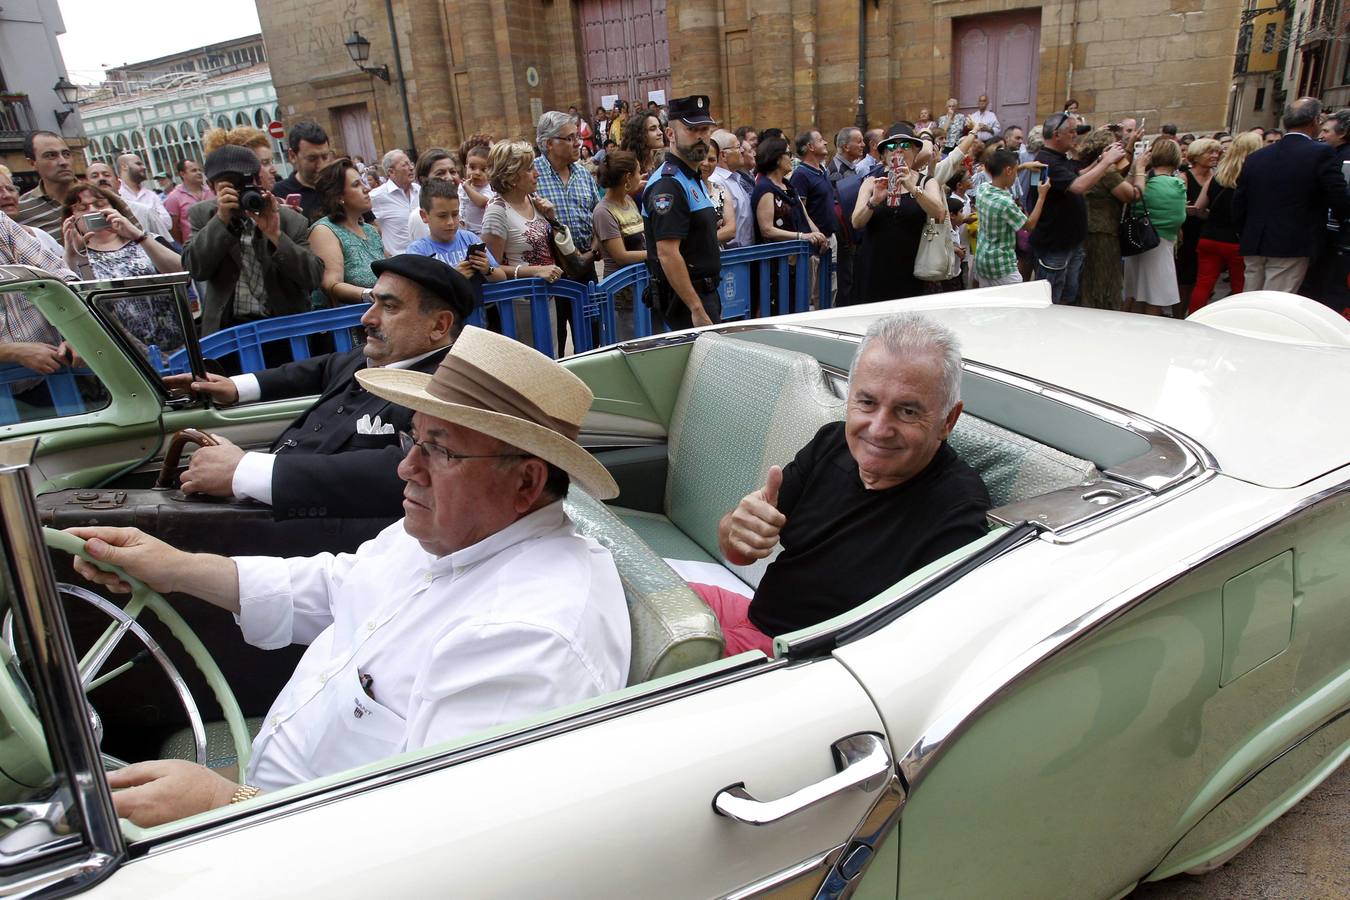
[{"x1": 880, "y1": 139, "x2": 918, "y2": 152}]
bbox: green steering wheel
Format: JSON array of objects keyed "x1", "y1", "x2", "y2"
[{"x1": 0, "y1": 529, "x2": 252, "y2": 799}]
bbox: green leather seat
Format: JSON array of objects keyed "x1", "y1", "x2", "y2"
[
  {"x1": 609, "y1": 332, "x2": 1099, "y2": 590},
  {"x1": 564, "y1": 488, "x2": 724, "y2": 683}
]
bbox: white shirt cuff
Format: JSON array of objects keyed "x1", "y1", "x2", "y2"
[
  {"x1": 232, "y1": 451, "x2": 276, "y2": 505},
  {"x1": 233, "y1": 556, "x2": 295, "y2": 649},
  {"x1": 232, "y1": 373, "x2": 261, "y2": 403}
]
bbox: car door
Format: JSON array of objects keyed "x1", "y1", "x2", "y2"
[{"x1": 100, "y1": 656, "x2": 894, "y2": 898}]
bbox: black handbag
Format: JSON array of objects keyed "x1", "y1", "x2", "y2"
[{"x1": 1119, "y1": 193, "x2": 1160, "y2": 258}]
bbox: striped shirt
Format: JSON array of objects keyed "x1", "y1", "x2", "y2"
[
  {"x1": 973, "y1": 182, "x2": 1026, "y2": 281},
  {"x1": 15, "y1": 185, "x2": 66, "y2": 243},
  {"x1": 532, "y1": 158, "x2": 602, "y2": 247}
]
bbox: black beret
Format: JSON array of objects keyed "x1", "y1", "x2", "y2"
[
  {"x1": 203, "y1": 145, "x2": 260, "y2": 181},
  {"x1": 370, "y1": 254, "x2": 476, "y2": 322}
]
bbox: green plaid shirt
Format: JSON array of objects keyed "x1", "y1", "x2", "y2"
[{"x1": 974, "y1": 182, "x2": 1026, "y2": 280}]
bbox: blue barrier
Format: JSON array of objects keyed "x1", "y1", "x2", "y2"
[
  {"x1": 162, "y1": 241, "x2": 832, "y2": 375},
  {"x1": 0, "y1": 363, "x2": 96, "y2": 425}
]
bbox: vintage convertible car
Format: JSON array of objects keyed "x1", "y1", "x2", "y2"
[{"x1": 0, "y1": 266, "x2": 1347, "y2": 899}]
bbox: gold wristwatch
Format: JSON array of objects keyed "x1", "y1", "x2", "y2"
[{"x1": 229, "y1": 784, "x2": 262, "y2": 804}]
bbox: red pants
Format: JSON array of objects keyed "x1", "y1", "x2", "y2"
[
  {"x1": 1190, "y1": 238, "x2": 1244, "y2": 314},
  {"x1": 690, "y1": 583, "x2": 775, "y2": 657}
]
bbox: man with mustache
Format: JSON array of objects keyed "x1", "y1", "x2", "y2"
[
  {"x1": 161, "y1": 255, "x2": 470, "y2": 525},
  {"x1": 642, "y1": 95, "x2": 722, "y2": 330}
]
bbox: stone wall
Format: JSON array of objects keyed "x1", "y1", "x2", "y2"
[{"x1": 256, "y1": 0, "x2": 1244, "y2": 158}]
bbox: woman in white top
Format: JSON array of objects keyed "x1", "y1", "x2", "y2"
[
  {"x1": 698, "y1": 140, "x2": 738, "y2": 247},
  {"x1": 405, "y1": 148, "x2": 459, "y2": 243},
  {"x1": 479, "y1": 141, "x2": 562, "y2": 284}
]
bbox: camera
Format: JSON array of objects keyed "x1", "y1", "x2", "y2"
[
  {"x1": 82, "y1": 212, "x2": 109, "y2": 231},
  {"x1": 220, "y1": 174, "x2": 267, "y2": 214}
]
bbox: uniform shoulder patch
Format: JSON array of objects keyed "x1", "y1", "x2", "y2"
[{"x1": 652, "y1": 193, "x2": 675, "y2": 214}]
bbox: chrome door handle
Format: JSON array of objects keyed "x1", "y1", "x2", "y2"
[{"x1": 713, "y1": 733, "x2": 891, "y2": 826}]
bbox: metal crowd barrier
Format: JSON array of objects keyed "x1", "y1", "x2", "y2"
[{"x1": 156, "y1": 240, "x2": 832, "y2": 376}]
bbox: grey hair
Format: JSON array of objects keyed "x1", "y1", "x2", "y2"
[
  {"x1": 1330, "y1": 109, "x2": 1350, "y2": 137},
  {"x1": 835, "y1": 126, "x2": 861, "y2": 150},
  {"x1": 381, "y1": 148, "x2": 408, "y2": 170},
  {"x1": 1283, "y1": 97, "x2": 1322, "y2": 130},
  {"x1": 850, "y1": 313, "x2": 964, "y2": 412},
  {"x1": 536, "y1": 110, "x2": 574, "y2": 147}
]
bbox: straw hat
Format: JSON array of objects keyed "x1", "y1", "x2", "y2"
[{"x1": 356, "y1": 327, "x2": 619, "y2": 499}]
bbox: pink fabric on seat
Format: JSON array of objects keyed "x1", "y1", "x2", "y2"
[{"x1": 690, "y1": 583, "x2": 774, "y2": 657}]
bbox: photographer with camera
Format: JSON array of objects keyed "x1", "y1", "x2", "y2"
[{"x1": 184, "y1": 145, "x2": 323, "y2": 335}]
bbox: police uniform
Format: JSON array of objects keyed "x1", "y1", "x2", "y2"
[{"x1": 642, "y1": 95, "x2": 722, "y2": 331}]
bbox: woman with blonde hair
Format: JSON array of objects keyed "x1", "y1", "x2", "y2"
[
  {"x1": 1189, "y1": 131, "x2": 1260, "y2": 312},
  {"x1": 1177, "y1": 137, "x2": 1222, "y2": 306}
]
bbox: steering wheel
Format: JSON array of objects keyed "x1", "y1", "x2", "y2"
[
  {"x1": 0, "y1": 529, "x2": 252, "y2": 802},
  {"x1": 154, "y1": 428, "x2": 218, "y2": 492}
]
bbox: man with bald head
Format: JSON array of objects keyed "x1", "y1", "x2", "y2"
[
  {"x1": 1234, "y1": 96, "x2": 1350, "y2": 293},
  {"x1": 116, "y1": 152, "x2": 172, "y2": 232},
  {"x1": 87, "y1": 161, "x2": 174, "y2": 244}
]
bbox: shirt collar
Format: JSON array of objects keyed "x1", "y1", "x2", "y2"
[
  {"x1": 712, "y1": 165, "x2": 732, "y2": 180},
  {"x1": 442, "y1": 501, "x2": 570, "y2": 570},
  {"x1": 370, "y1": 344, "x2": 450, "y2": 370}
]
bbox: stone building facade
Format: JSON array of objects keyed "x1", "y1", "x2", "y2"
[{"x1": 257, "y1": 0, "x2": 1244, "y2": 159}]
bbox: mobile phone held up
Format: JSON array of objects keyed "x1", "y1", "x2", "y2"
[
  {"x1": 466, "y1": 243, "x2": 487, "y2": 258},
  {"x1": 1028, "y1": 168, "x2": 1041, "y2": 189}
]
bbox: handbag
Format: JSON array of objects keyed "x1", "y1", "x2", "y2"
[
  {"x1": 1119, "y1": 195, "x2": 1160, "y2": 258},
  {"x1": 915, "y1": 213, "x2": 957, "y2": 282},
  {"x1": 547, "y1": 219, "x2": 597, "y2": 282}
]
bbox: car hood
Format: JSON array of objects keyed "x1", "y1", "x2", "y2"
[{"x1": 791, "y1": 299, "x2": 1350, "y2": 490}]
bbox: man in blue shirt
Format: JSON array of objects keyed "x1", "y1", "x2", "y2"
[
  {"x1": 532, "y1": 110, "x2": 603, "y2": 353},
  {"x1": 789, "y1": 129, "x2": 836, "y2": 307}
]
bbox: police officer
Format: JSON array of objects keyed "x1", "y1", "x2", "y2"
[{"x1": 643, "y1": 95, "x2": 721, "y2": 330}]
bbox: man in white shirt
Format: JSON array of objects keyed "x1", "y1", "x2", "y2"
[
  {"x1": 70, "y1": 324, "x2": 630, "y2": 827},
  {"x1": 116, "y1": 152, "x2": 173, "y2": 233},
  {"x1": 161, "y1": 255, "x2": 470, "y2": 524},
  {"x1": 86, "y1": 161, "x2": 174, "y2": 244},
  {"x1": 970, "y1": 95, "x2": 1001, "y2": 143},
  {"x1": 709, "y1": 129, "x2": 752, "y2": 248},
  {"x1": 369, "y1": 149, "x2": 421, "y2": 255}
]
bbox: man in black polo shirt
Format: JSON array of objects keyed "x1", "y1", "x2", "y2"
[
  {"x1": 697, "y1": 312, "x2": 991, "y2": 654},
  {"x1": 1032, "y1": 112, "x2": 1125, "y2": 304},
  {"x1": 271, "y1": 121, "x2": 336, "y2": 222}
]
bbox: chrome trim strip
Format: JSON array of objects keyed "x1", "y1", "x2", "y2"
[
  {"x1": 0, "y1": 851, "x2": 117, "y2": 898},
  {"x1": 721, "y1": 845, "x2": 844, "y2": 900},
  {"x1": 813, "y1": 773, "x2": 907, "y2": 900},
  {"x1": 136, "y1": 655, "x2": 789, "y2": 854},
  {"x1": 899, "y1": 473, "x2": 1350, "y2": 791}
]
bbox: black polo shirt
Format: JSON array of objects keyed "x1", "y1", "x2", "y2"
[
  {"x1": 748, "y1": 422, "x2": 992, "y2": 637},
  {"x1": 1030, "y1": 147, "x2": 1086, "y2": 253},
  {"x1": 642, "y1": 152, "x2": 721, "y2": 280}
]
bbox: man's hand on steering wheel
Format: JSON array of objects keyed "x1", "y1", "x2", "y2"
[
  {"x1": 107, "y1": 759, "x2": 244, "y2": 827},
  {"x1": 67, "y1": 526, "x2": 186, "y2": 595},
  {"x1": 179, "y1": 435, "x2": 245, "y2": 497}
]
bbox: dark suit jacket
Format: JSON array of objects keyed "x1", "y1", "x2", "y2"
[
  {"x1": 256, "y1": 346, "x2": 451, "y2": 521},
  {"x1": 1232, "y1": 133, "x2": 1350, "y2": 258},
  {"x1": 183, "y1": 202, "x2": 323, "y2": 335}
]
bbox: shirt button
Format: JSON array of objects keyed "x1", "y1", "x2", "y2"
[
  {"x1": 423, "y1": 572, "x2": 434, "y2": 583},
  {"x1": 313, "y1": 423, "x2": 323, "y2": 431},
  {"x1": 336, "y1": 405, "x2": 345, "y2": 413}
]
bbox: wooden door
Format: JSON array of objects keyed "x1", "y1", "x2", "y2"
[
  {"x1": 953, "y1": 11, "x2": 1041, "y2": 137},
  {"x1": 332, "y1": 103, "x2": 377, "y2": 164},
  {"x1": 579, "y1": 0, "x2": 672, "y2": 113}
]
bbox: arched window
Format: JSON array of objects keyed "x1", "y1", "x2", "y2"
[
  {"x1": 101, "y1": 137, "x2": 116, "y2": 156},
  {"x1": 114, "y1": 133, "x2": 127, "y2": 151},
  {"x1": 216, "y1": 114, "x2": 231, "y2": 130},
  {"x1": 181, "y1": 121, "x2": 202, "y2": 163},
  {"x1": 234, "y1": 111, "x2": 249, "y2": 127},
  {"x1": 131, "y1": 131, "x2": 145, "y2": 150},
  {"x1": 273, "y1": 105, "x2": 282, "y2": 122},
  {"x1": 147, "y1": 127, "x2": 169, "y2": 176},
  {"x1": 197, "y1": 118, "x2": 209, "y2": 137},
  {"x1": 254, "y1": 108, "x2": 266, "y2": 128}
]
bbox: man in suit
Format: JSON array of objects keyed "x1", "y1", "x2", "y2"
[
  {"x1": 1233, "y1": 97, "x2": 1350, "y2": 294},
  {"x1": 162, "y1": 255, "x2": 473, "y2": 523},
  {"x1": 183, "y1": 145, "x2": 323, "y2": 335}
]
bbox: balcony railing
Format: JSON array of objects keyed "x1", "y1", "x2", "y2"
[{"x1": 0, "y1": 94, "x2": 36, "y2": 148}]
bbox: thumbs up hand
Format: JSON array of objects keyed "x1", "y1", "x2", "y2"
[{"x1": 719, "y1": 465, "x2": 788, "y2": 566}]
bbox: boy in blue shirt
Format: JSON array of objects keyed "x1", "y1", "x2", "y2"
[{"x1": 407, "y1": 179, "x2": 505, "y2": 284}]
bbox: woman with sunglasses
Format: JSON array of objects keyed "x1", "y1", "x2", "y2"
[{"x1": 850, "y1": 126, "x2": 948, "y2": 303}]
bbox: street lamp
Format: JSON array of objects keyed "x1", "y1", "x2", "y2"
[
  {"x1": 53, "y1": 76, "x2": 79, "y2": 126},
  {"x1": 344, "y1": 32, "x2": 390, "y2": 83}
]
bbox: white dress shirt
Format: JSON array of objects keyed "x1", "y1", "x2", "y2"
[
  {"x1": 369, "y1": 179, "x2": 421, "y2": 256},
  {"x1": 235, "y1": 505, "x2": 631, "y2": 791},
  {"x1": 711, "y1": 166, "x2": 753, "y2": 248},
  {"x1": 226, "y1": 346, "x2": 446, "y2": 505},
  {"x1": 970, "y1": 109, "x2": 1001, "y2": 140},
  {"x1": 118, "y1": 183, "x2": 172, "y2": 232}
]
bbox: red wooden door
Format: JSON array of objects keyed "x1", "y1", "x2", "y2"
[
  {"x1": 953, "y1": 11, "x2": 1041, "y2": 137},
  {"x1": 579, "y1": 0, "x2": 672, "y2": 113}
]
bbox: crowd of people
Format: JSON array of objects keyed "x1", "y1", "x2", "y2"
[{"x1": 4, "y1": 91, "x2": 1350, "y2": 393}]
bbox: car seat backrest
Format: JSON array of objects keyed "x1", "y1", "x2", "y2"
[
  {"x1": 665, "y1": 333, "x2": 846, "y2": 587},
  {"x1": 564, "y1": 487, "x2": 724, "y2": 683},
  {"x1": 948, "y1": 416, "x2": 1098, "y2": 507}
]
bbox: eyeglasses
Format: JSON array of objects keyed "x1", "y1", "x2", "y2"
[
  {"x1": 553, "y1": 133, "x2": 581, "y2": 144},
  {"x1": 399, "y1": 431, "x2": 530, "y2": 467}
]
